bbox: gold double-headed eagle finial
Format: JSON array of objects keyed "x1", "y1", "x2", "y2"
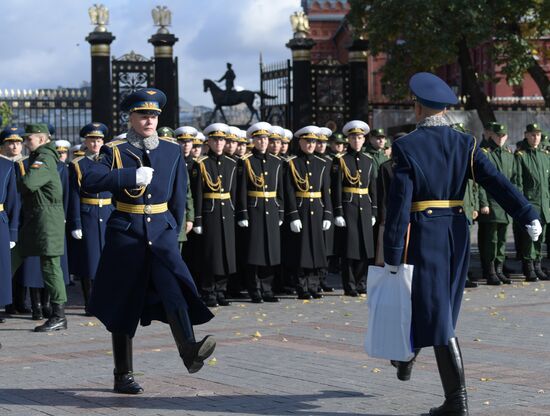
[
  {"x1": 290, "y1": 10, "x2": 310, "y2": 39},
  {"x1": 152, "y1": 5, "x2": 172, "y2": 34},
  {"x1": 88, "y1": 4, "x2": 109, "y2": 32}
]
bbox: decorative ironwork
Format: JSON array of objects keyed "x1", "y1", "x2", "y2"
[
  {"x1": 311, "y1": 64, "x2": 350, "y2": 132},
  {"x1": 111, "y1": 53, "x2": 154, "y2": 134},
  {"x1": 260, "y1": 59, "x2": 292, "y2": 128},
  {"x1": 0, "y1": 87, "x2": 91, "y2": 143}
]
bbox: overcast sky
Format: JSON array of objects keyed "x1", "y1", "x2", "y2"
[{"x1": 0, "y1": 0, "x2": 300, "y2": 107}]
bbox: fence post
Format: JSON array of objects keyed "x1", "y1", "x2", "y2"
[
  {"x1": 286, "y1": 37, "x2": 315, "y2": 131},
  {"x1": 347, "y1": 38, "x2": 369, "y2": 122}
]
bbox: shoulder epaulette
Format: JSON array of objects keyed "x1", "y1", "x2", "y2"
[
  {"x1": 224, "y1": 155, "x2": 237, "y2": 163},
  {"x1": 240, "y1": 153, "x2": 252, "y2": 160},
  {"x1": 313, "y1": 155, "x2": 326, "y2": 163},
  {"x1": 159, "y1": 137, "x2": 178, "y2": 144},
  {"x1": 362, "y1": 152, "x2": 373, "y2": 159},
  {"x1": 481, "y1": 148, "x2": 489, "y2": 153},
  {"x1": 71, "y1": 156, "x2": 84, "y2": 165},
  {"x1": 106, "y1": 139, "x2": 127, "y2": 148},
  {"x1": 285, "y1": 155, "x2": 297, "y2": 162},
  {"x1": 196, "y1": 155, "x2": 208, "y2": 163},
  {"x1": 268, "y1": 153, "x2": 281, "y2": 160},
  {"x1": 515, "y1": 150, "x2": 524, "y2": 156},
  {"x1": 505, "y1": 146, "x2": 512, "y2": 153}
]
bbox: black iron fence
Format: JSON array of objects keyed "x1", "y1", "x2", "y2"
[{"x1": 260, "y1": 59, "x2": 292, "y2": 128}]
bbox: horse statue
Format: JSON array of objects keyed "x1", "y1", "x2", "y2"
[{"x1": 203, "y1": 79, "x2": 276, "y2": 125}]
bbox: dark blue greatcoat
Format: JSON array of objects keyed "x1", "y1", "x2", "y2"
[
  {"x1": 0, "y1": 157, "x2": 19, "y2": 306},
  {"x1": 384, "y1": 125, "x2": 538, "y2": 348},
  {"x1": 14, "y1": 159, "x2": 70, "y2": 288},
  {"x1": 82, "y1": 138, "x2": 214, "y2": 337},
  {"x1": 68, "y1": 156, "x2": 114, "y2": 279}
]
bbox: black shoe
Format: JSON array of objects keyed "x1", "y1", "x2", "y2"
[
  {"x1": 344, "y1": 290, "x2": 359, "y2": 297},
  {"x1": 114, "y1": 373, "x2": 144, "y2": 394},
  {"x1": 30, "y1": 288, "x2": 43, "y2": 320},
  {"x1": 495, "y1": 263, "x2": 512, "y2": 284},
  {"x1": 523, "y1": 261, "x2": 539, "y2": 282},
  {"x1": 262, "y1": 295, "x2": 280, "y2": 303},
  {"x1": 297, "y1": 293, "x2": 313, "y2": 300},
  {"x1": 34, "y1": 303, "x2": 67, "y2": 332},
  {"x1": 485, "y1": 274, "x2": 501, "y2": 286},
  {"x1": 390, "y1": 350, "x2": 419, "y2": 381},
  {"x1": 320, "y1": 284, "x2": 334, "y2": 293},
  {"x1": 204, "y1": 297, "x2": 219, "y2": 307},
  {"x1": 217, "y1": 296, "x2": 231, "y2": 306},
  {"x1": 464, "y1": 279, "x2": 478, "y2": 288},
  {"x1": 282, "y1": 286, "x2": 296, "y2": 295},
  {"x1": 310, "y1": 291, "x2": 323, "y2": 299},
  {"x1": 182, "y1": 335, "x2": 217, "y2": 374},
  {"x1": 534, "y1": 261, "x2": 550, "y2": 281},
  {"x1": 0, "y1": 317, "x2": 5, "y2": 324},
  {"x1": 250, "y1": 291, "x2": 263, "y2": 303}
]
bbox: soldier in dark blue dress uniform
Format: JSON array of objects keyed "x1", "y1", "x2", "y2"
[
  {"x1": 68, "y1": 123, "x2": 114, "y2": 315},
  {"x1": 383, "y1": 72, "x2": 541, "y2": 415},
  {"x1": 82, "y1": 88, "x2": 215, "y2": 394}
]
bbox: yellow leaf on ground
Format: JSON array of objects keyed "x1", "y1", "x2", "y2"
[
  {"x1": 372, "y1": 368, "x2": 381, "y2": 373},
  {"x1": 483, "y1": 401, "x2": 490, "y2": 405},
  {"x1": 303, "y1": 299, "x2": 310, "y2": 304},
  {"x1": 480, "y1": 377, "x2": 493, "y2": 382},
  {"x1": 207, "y1": 357, "x2": 217, "y2": 366},
  {"x1": 252, "y1": 331, "x2": 262, "y2": 338}
]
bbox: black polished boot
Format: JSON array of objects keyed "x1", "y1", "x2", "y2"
[
  {"x1": 534, "y1": 261, "x2": 550, "y2": 281},
  {"x1": 523, "y1": 260, "x2": 539, "y2": 282},
  {"x1": 495, "y1": 262, "x2": 512, "y2": 284},
  {"x1": 484, "y1": 261, "x2": 501, "y2": 286},
  {"x1": 34, "y1": 303, "x2": 67, "y2": 332},
  {"x1": 167, "y1": 308, "x2": 216, "y2": 374},
  {"x1": 13, "y1": 281, "x2": 31, "y2": 313},
  {"x1": 429, "y1": 338, "x2": 468, "y2": 416},
  {"x1": 391, "y1": 349, "x2": 420, "y2": 381},
  {"x1": 112, "y1": 333, "x2": 143, "y2": 394},
  {"x1": 29, "y1": 288, "x2": 43, "y2": 320},
  {"x1": 80, "y1": 278, "x2": 93, "y2": 316},
  {"x1": 41, "y1": 290, "x2": 52, "y2": 318}
]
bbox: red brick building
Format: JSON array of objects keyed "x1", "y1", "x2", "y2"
[{"x1": 302, "y1": 0, "x2": 550, "y2": 106}]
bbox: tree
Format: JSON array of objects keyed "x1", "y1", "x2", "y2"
[
  {"x1": 348, "y1": 0, "x2": 550, "y2": 124},
  {"x1": 0, "y1": 103, "x2": 12, "y2": 128}
]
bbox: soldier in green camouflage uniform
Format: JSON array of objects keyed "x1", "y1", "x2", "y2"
[
  {"x1": 513, "y1": 123, "x2": 550, "y2": 281},
  {"x1": 363, "y1": 128, "x2": 390, "y2": 176},
  {"x1": 477, "y1": 123, "x2": 514, "y2": 285}
]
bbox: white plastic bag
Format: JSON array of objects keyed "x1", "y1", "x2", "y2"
[{"x1": 364, "y1": 264, "x2": 414, "y2": 362}]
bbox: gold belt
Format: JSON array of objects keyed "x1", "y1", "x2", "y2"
[
  {"x1": 248, "y1": 191, "x2": 276, "y2": 198},
  {"x1": 296, "y1": 191, "x2": 322, "y2": 198},
  {"x1": 204, "y1": 192, "x2": 230, "y2": 200},
  {"x1": 0, "y1": 203, "x2": 3, "y2": 211},
  {"x1": 81, "y1": 197, "x2": 112, "y2": 206},
  {"x1": 116, "y1": 201, "x2": 168, "y2": 214},
  {"x1": 410, "y1": 200, "x2": 463, "y2": 212},
  {"x1": 343, "y1": 187, "x2": 369, "y2": 195}
]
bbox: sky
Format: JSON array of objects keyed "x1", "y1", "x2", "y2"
[{"x1": 0, "y1": 0, "x2": 300, "y2": 107}]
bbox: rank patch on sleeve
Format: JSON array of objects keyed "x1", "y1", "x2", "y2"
[{"x1": 30, "y1": 161, "x2": 44, "y2": 169}]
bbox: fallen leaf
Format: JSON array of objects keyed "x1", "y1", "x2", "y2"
[
  {"x1": 252, "y1": 331, "x2": 262, "y2": 338},
  {"x1": 282, "y1": 337, "x2": 288, "y2": 342},
  {"x1": 497, "y1": 291, "x2": 507, "y2": 299},
  {"x1": 538, "y1": 389, "x2": 545, "y2": 394},
  {"x1": 483, "y1": 401, "x2": 490, "y2": 406},
  {"x1": 207, "y1": 357, "x2": 217, "y2": 366},
  {"x1": 80, "y1": 321, "x2": 97, "y2": 327},
  {"x1": 302, "y1": 299, "x2": 310, "y2": 304},
  {"x1": 231, "y1": 316, "x2": 241, "y2": 320},
  {"x1": 234, "y1": 332, "x2": 241, "y2": 336},
  {"x1": 480, "y1": 377, "x2": 493, "y2": 382},
  {"x1": 372, "y1": 368, "x2": 381, "y2": 373},
  {"x1": 152, "y1": 348, "x2": 162, "y2": 352},
  {"x1": 314, "y1": 326, "x2": 320, "y2": 330},
  {"x1": 344, "y1": 312, "x2": 352, "y2": 317},
  {"x1": 473, "y1": 338, "x2": 482, "y2": 342}
]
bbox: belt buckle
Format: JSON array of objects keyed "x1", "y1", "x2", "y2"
[{"x1": 144, "y1": 204, "x2": 153, "y2": 214}]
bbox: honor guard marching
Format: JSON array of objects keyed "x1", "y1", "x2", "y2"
[
  {"x1": 513, "y1": 123, "x2": 550, "y2": 281},
  {"x1": 11, "y1": 124, "x2": 68, "y2": 332},
  {"x1": 332, "y1": 121, "x2": 377, "y2": 296},
  {"x1": 68, "y1": 123, "x2": 114, "y2": 315},
  {"x1": 383, "y1": 73, "x2": 540, "y2": 415},
  {"x1": 236, "y1": 122, "x2": 284, "y2": 303},
  {"x1": 82, "y1": 88, "x2": 215, "y2": 394},
  {"x1": 191, "y1": 123, "x2": 238, "y2": 307},
  {"x1": 477, "y1": 123, "x2": 515, "y2": 285},
  {"x1": 284, "y1": 126, "x2": 333, "y2": 299}
]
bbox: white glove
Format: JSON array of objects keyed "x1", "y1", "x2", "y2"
[
  {"x1": 384, "y1": 262, "x2": 399, "y2": 274},
  {"x1": 334, "y1": 216, "x2": 346, "y2": 227},
  {"x1": 136, "y1": 166, "x2": 154, "y2": 186},
  {"x1": 71, "y1": 229, "x2": 83, "y2": 240},
  {"x1": 9, "y1": 241, "x2": 16, "y2": 249},
  {"x1": 193, "y1": 226, "x2": 203, "y2": 235},
  {"x1": 237, "y1": 220, "x2": 249, "y2": 228},
  {"x1": 279, "y1": 220, "x2": 283, "y2": 226},
  {"x1": 526, "y1": 219, "x2": 542, "y2": 242},
  {"x1": 372, "y1": 216, "x2": 376, "y2": 226},
  {"x1": 290, "y1": 219, "x2": 302, "y2": 233},
  {"x1": 322, "y1": 220, "x2": 331, "y2": 231}
]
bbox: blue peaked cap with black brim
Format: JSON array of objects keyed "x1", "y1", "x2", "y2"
[{"x1": 409, "y1": 72, "x2": 458, "y2": 110}]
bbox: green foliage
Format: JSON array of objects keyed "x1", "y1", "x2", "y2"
[
  {"x1": 349, "y1": 0, "x2": 550, "y2": 99},
  {"x1": 0, "y1": 103, "x2": 12, "y2": 128}
]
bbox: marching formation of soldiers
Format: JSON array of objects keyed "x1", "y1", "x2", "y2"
[{"x1": 0, "y1": 106, "x2": 549, "y2": 323}]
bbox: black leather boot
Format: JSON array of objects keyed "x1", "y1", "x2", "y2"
[
  {"x1": 112, "y1": 333, "x2": 143, "y2": 394},
  {"x1": 484, "y1": 261, "x2": 501, "y2": 285},
  {"x1": 429, "y1": 338, "x2": 468, "y2": 416},
  {"x1": 167, "y1": 308, "x2": 216, "y2": 374},
  {"x1": 34, "y1": 303, "x2": 67, "y2": 332},
  {"x1": 6, "y1": 282, "x2": 31, "y2": 314},
  {"x1": 29, "y1": 288, "x2": 43, "y2": 320},
  {"x1": 523, "y1": 260, "x2": 539, "y2": 282},
  {"x1": 390, "y1": 349, "x2": 421, "y2": 381},
  {"x1": 495, "y1": 262, "x2": 512, "y2": 284},
  {"x1": 80, "y1": 278, "x2": 93, "y2": 316},
  {"x1": 534, "y1": 261, "x2": 550, "y2": 281},
  {"x1": 41, "y1": 290, "x2": 52, "y2": 318}
]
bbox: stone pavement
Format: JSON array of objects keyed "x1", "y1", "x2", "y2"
[{"x1": 1, "y1": 270, "x2": 550, "y2": 416}]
